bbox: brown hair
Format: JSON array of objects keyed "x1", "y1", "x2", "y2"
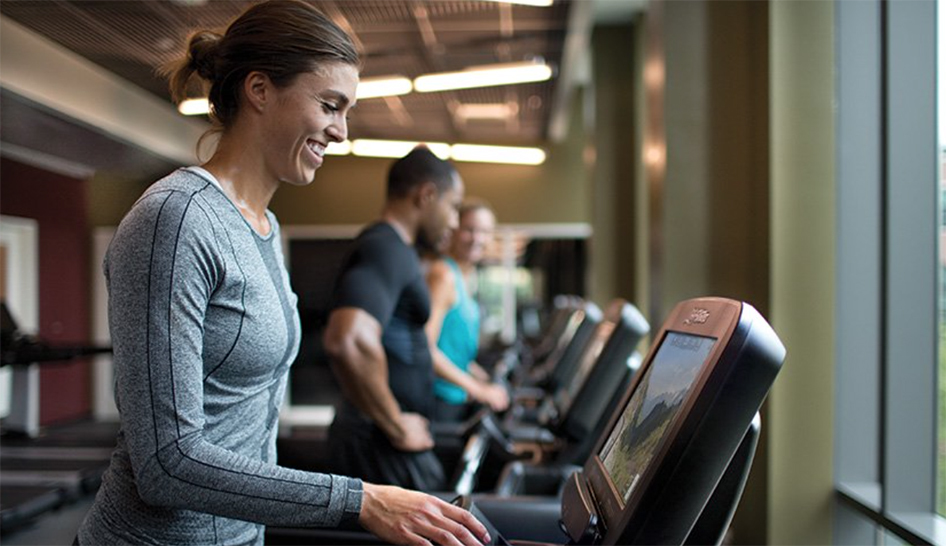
[
  {"x1": 458, "y1": 198, "x2": 494, "y2": 220},
  {"x1": 161, "y1": 0, "x2": 359, "y2": 133}
]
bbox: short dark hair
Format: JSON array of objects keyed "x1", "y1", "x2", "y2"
[
  {"x1": 387, "y1": 146, "x2": 459, "y2": 199},
  {"x1": 162, "y1": 0, "x2": 359, "y2": 131}
]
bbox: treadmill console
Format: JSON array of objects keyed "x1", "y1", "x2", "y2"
[{"x1": 464, "y1": 297, "x2": 785, "y2": 546}]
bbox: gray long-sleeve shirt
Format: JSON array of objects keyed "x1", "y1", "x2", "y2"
[{"x1": 78, "y1": 168, "x2": 362, "y2": 545}]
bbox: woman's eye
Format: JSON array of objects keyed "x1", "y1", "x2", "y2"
[{"x1": 321, "y1": 101, "x2": 339, "y2": 113}]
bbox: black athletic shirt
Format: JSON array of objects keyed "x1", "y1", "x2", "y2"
[{"x1": 332, "y1": 222, "x2": 434, "y2": 417}]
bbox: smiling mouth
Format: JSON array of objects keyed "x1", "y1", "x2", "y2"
[{"x1": 306, "y1": 140, "x2": 326, "y2": 158}]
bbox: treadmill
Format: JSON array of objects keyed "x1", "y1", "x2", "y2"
[
  {"x1": 268, "y1": 296, "x2": 785, "y2": 546},
  {"x1": 431, "y1": 301, "x2": 602, "y2": 471},
  {"x1": 451, "y1": 299, "x2": 650, "y2": 496}
]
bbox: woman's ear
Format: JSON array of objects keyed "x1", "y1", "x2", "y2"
[{"x1": 243, "y1": 71, "x2": 271, "y2": 113}]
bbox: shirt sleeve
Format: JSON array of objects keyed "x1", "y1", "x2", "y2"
[
  {"x1": 332, "y1": 227, "x2": 412, "y2": 327},
  {"x1": 104, "y1": 187, "x2": 362, "y2": 528}
]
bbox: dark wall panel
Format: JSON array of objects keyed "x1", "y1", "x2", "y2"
[{"x1": 1, "y1": 157, "x2": 92, "y2": 425}]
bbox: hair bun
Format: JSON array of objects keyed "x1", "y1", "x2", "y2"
[{"x1": 188, "y1": 30, "x2": 222, "y2": 81}]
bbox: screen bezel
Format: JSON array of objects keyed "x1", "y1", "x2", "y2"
[{"x1": 582, "y1": 298, "x2": 742, "y2": 533}]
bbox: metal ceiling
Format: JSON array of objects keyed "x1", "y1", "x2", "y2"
[{"x1": 0, "y1": 0, "x2": 573, "y2": 148}]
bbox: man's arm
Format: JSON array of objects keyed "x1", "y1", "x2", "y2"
[{"x1": 324, "y1": 306, "x2": 433, "y2": 451}]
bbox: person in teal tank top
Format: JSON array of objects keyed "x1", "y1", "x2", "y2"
[{"x1": 424, "y1": 200, "x2": 510, "y2": 422}]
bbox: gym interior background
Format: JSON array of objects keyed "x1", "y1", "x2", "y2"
[{"x1": 1, "y1": 1, "x2": 943, "y2": 544}]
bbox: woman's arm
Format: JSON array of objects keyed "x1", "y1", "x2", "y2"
[
  {"x1": 106, "y1": 188, "x2": 361, "y2": 528},
  {"x1": 425, "y1": 260, "x2": 508, "y2": 412}
]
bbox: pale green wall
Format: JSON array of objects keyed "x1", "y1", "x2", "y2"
[
  {"x1": 655, "y1": 2, "x2": 772, "y2": 543},
  {"x1": 769, "y1": 0, "x2": 836, "y2": 544},
  {"x1": 659, "y1": 0, "x2": 771, "y2": 325},
  {"x1": 88, "y1": 173, "x2": 153, "y2": 228},
  {"x1": 661, "y1": 0, "x2": 711, "y2": 317},
  {"x1": 588, "y1": 22, "x2": 639, "y2": 307}
]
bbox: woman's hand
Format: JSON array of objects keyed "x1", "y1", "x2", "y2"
[
  {"x1": 473, "y1": 383, "x2": 510, "y2": 413},
  {"x1": 359, "y1": 483, "x2": 490, "y2": 546}
]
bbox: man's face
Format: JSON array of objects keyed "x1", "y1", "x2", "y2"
[{"x1": 418, "y1": 175, "x2": 464, "y2": 251}]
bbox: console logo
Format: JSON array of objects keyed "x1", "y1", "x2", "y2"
[{"x1": 683, "y1": 307, "x2": 710, "y2": 325}]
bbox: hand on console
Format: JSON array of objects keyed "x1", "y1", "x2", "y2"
[
  {"x1": 360, "y1": 483, "x2": 491, "y2": 546},
  {"x1": 473, "y1": 383, "x2": 510, "y2": 413}
]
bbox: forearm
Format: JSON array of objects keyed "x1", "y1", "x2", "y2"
[
  {"x1": 133, "y1": 433, "x2": 362, "y2": 527},
  {"x1": 431, "y1": 349, "x2": 485, "y2": 400},
  {"x1": 338, "y1": 362, "x2": 407, "y2": 441},
  {"x1": 469, "y1": 361, "x2": 491, "y2": 382},
  {"x1": 330, "y1": 335, "x2": 408, "y2": 442}
]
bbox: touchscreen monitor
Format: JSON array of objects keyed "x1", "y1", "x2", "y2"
[
  {"x1": 563, "y1": 298, "x2": 784, "y2": 546},
  {"x1": 598, "y1": 332, "x2": 715, "y2": 506}
]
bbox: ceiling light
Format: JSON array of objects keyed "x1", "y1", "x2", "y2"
[
  {"x1": 351, "y1": 139, "x2": 451, "y2": 159},
  {"x1": 341, "y1": 139, "x2": 546, "y2": 165},
  {"x1": 326, "y1": 140, "x2": 352, "y2": 155},
  {"x1": 413, "y1": 61, "x2": 553, "y2": 93},
  {"x1": 454, "y1": 103, "x2": 519, "y2": 120},
  {"x1": 450, "y1": 144, "x2": 546, "y2": 165},
  {"x1": 481, "y1": 0, "x2": 554, "y2": 6},
  {"x1": 356, "y1": 76, "x2": 412, "y2": 99},
  {"x1": 178, "y1": 98, "x2": 209, "y2": 116}
]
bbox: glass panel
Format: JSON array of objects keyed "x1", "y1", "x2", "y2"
[
  {"x1": 938, "y1": 0, "x2": 946, "y2": 518},
  {"x1": 882, "y1": 529, "x2": 908, "y2": 546}
]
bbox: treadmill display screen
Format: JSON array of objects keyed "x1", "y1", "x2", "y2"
[{"x1": 598, "y1": 331, "x2": 715, "y2": 506}]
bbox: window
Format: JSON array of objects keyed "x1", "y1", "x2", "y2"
[
  {"x1": 835, "y1": 0, "x2": 942, "y2": 543},
  {"x1": 938, "y1": 0, "x2": 946, "y2": 518}
]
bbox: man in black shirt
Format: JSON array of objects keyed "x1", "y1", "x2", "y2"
[{"x1": 324, "y1": 147, "x2": 463, "y2": 491}]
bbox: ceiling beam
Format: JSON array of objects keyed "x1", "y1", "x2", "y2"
[
  {"x1": 0, "y1": 14, "x2": 206, "y2": 165},
  {"x1": 547, "y1": 0, "x2": 594, "y2": 143}
]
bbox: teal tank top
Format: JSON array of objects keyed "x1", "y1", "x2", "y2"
[{"x1": 433, "y1": 258, "x2": 481, "y2": 404}]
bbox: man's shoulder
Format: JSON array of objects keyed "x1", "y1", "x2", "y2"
[{"x1": 354, "y1": 222, "x2": 413, "y2": 258}]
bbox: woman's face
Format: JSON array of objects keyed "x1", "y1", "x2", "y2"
[
  {"x1": 263, "y1": 61, "x2": 358, "y2": 187},
  {"x1": 450, "y1": 207, "x2": 496, "y2": 264}
]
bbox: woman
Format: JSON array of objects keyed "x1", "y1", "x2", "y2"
[
  {"x1": 77, "y1": 2, "x2": 489, "y2": 545},
  {"x1": 425, "y1": 199, "x2": 510, "y2": 422}
]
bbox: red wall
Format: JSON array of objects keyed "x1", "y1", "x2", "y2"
[{"x1": 1, "y1": 157, "x2": 92, "y2": 425}]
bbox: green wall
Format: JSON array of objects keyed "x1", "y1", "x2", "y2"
[
  {"x1": 589, "y1": 22, "x2": 640, "y2": 307},
  {"x1": 653, "y1": 1, "x2": 772, "y2": 543},
  {"x1": 769, "y1": 0, "x2": 836, "y2": 544}
]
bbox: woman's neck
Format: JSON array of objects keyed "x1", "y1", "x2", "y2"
[{"x1": 202, "y1": 139, "x2": 278, "y2": 235}]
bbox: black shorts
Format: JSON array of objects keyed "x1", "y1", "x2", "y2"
[{"x1": 328, "y1": 406, "x2": 445, "y2": 492}]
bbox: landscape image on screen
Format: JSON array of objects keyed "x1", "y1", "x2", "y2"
[{"x1": 599, "y1": 332, "x2": 716, "y2": 506}]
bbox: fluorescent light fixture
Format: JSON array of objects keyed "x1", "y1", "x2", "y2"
[
  {"x1": 178, "y1": 98, "x2": 210, "y2": 116},
  {"x1": 356, "y1": 75, "x2": 412, "y2": 99},
  {"x1": 450, "y1": 144, "x2": 546, "y2": 165},
  {"x1": 480, "y1": 0, "x2": 554, "y2": 6},
  {"x1": 326, "y1": 140, "x2": 352, "y2": 155},
  {"x1": 330, "y1": 139, "x2": 545, "y2": 165},
  {"x1": 413, "y1": 61, "x2": 553, "y2": 93},
  {"x1": 454, "y1": 103, "x2": 518, "y2": 120},
  {"x1": 351, "y1": 139, "x2": 451, "y2": 159}
]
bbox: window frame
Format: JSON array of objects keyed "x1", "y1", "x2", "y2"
[{"x1": 834, "y1": 0, "x2": 944, "y2": 544}]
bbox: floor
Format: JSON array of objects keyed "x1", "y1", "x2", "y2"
[{"x1": 2, "y1": 496, "x2": 93, "y2": 546}]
